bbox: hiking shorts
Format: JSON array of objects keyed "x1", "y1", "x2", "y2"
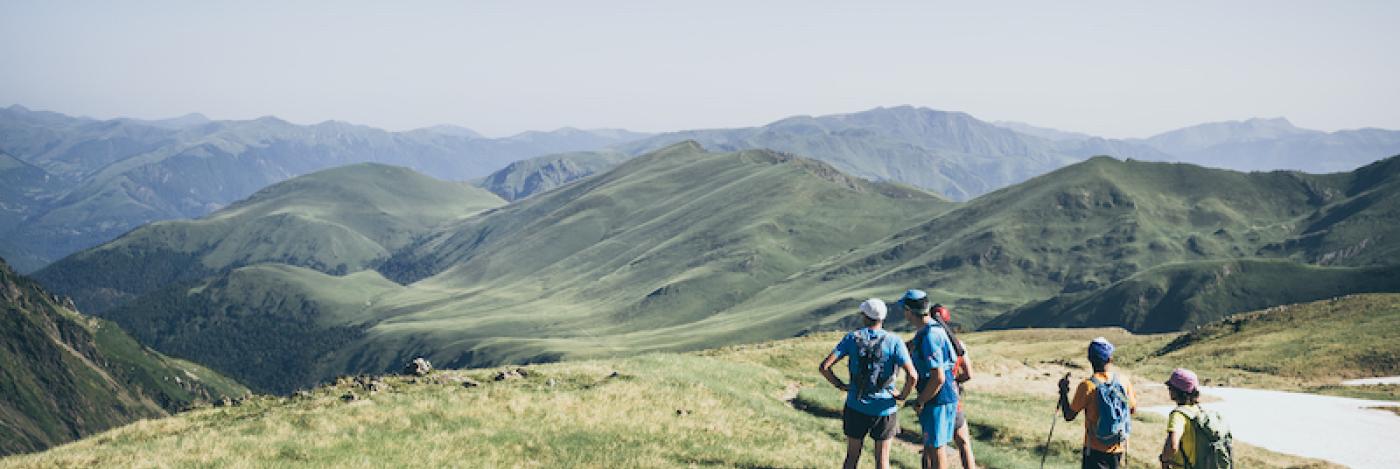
[
  {"x1": 842, "y1": 406, "x2": 897, "y2": 441},
  {"x1": 918, "y1": 401, "x2": 957, "y2": 448},
  {"x1": 1082, "y1": 448, "x2": 1123, "y2": 469}
]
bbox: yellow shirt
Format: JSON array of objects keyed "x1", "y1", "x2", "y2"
[
  {"x1": 1166, "y1": 405, "x2": 1200, "y2": 467},
  {"x1": 1069, "y1": 371, "x2": 1138, "y2": 453}
]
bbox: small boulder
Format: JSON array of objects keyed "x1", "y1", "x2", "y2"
[
  {"x1": 493, "y1": 369, "x2": 522, "y2": 381},
  {"x1": 461, "y1": 378, "x2": 482, "y2": 388},
  {"x1": 607, "y1": 371, "x2": 621, "y2": 379},
  {"x1": 367, "y1": 380, "x2": 387, "y2": 393},
  {"x1": 546, "y1": 378, "x2": 557, "y2": 387},
  {"x1": 293, "y1": 390, "x2": 314, "y2": 400},
  {"x1": 340, "y1": 392, "x2": 359, "y2": 402},
  {"x1": 403, "y1": 358, "x2": 433, "y2": 377}
]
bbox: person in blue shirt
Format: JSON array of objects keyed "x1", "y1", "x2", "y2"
[
  {"x1": 899, "y1": 289, "x2": 960, "y2": 469},
  {"x1": 819, "y1": 298, "x2": 918, "y2": 469}
]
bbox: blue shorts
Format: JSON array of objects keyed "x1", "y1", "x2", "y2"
[{"x1": 919, "y1": 401, "x2": 958, "y2": 448}]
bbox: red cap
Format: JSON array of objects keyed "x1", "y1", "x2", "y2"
[{"x1": 934, "y1": 305, "x2": 950, "y2": 323}]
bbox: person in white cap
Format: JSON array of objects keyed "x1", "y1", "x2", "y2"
[{"x1": 819, "y1": 298, "x2": 918, "y2": 469}]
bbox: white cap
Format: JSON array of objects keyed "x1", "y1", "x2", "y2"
[{"x1": 859, "y1": 298, "x2": 888, "y2": 321}]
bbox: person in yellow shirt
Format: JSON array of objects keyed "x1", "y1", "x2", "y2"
[
  {"x1": 1159, "y1": 368, "x2": 1201, "y2": 468},
  {"x1": 1057, "y1": 337, "x2": 1138, "y2": 469}
]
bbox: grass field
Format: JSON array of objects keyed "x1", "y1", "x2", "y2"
[{"x1": 2, "y1": 325, "x2": 1347, "y2": 468}]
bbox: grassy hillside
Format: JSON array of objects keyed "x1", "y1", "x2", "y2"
[
  {"x1": 34, "y1": 163, "x2": 505, "y2": 313},
  {"x1": 476, "y1": 150, "x2": 630, "y2": 201},
  {"x1": 1124, "y1": 293, "x2": 1400, "y2": 399},
  {"x1": 0, "y1": 257, "x2": 246, "y2": 456},
  {"x1": 0, "y1": 327, "x2": 1339, "y2": 468},
  {"x1": 103, "y1": 143, "x2": 951, "y2": 392},
  {"x1": 730, "y1": 155, "x2": 1400, "y2": 330},
  {"x1": 985, "y1": 260, "x2": 1400, "y2": 332},
  {"x1": 101, "y1": 265, "x2": 402, "y2": 394},
  {"x1": 363, "y1": 143, "x2": 950, "y2": 371},
  {"x1": 1265, "y1": 155, "x2": 1400, "y2": 267}
]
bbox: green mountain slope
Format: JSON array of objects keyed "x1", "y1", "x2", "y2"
[
  {"x1": 365, "y1": 143, "x2": 950, "y2": 366},
  {"x1": 721, "y1": 156, "x2": 1378, "y2": 330},
  {"x1": 983, "y1": 260, "x2": 1400, "y2": 332},
  {"x1": 101, "y1": 265, "x2": 402, "y2": 394},
  {"x1": 1125, "y1": 293, "x2": 1400, "y2": 395},
  {"x1": 1262, "y1": 155, "x2": 1400, "y2": 266},
  {"x1": 0, "y1": 257, "x2": 246, "y2": 456},
  {"x1": 476, "y1": 150, "x2": 630, "y2": 201},
  {"x1": 102, "y1": 143, "x2": 952, "y2": 392},
  {"x1": 33, "y1": 164, "x2": 504, "y2": 314}
]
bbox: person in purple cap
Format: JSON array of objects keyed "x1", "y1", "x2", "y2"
[
  {"x1": 1058, "y1": 337, "x2": 1138, "y2": 469},
  {"x1": 1159, "y1": 368, "x2": 1201, "y2": 467},
  {"x1": 1158, "y1": 368, "x2": 1233, "y2": 468}
]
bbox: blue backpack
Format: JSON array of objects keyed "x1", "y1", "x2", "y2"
[
  {"x1": 852, "y1": 330, "x2": 894, "y2": 399},
  {"x1": 1089, "y1": 373, "x2": 1131, "y2": 446}
]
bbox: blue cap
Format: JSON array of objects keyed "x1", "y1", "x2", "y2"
[
  {"x1": 1088, "y1": 337, "x2": 1114, "y2": 363},
  {"x1": 901, "y1": 289, "x2": 927, "y2": 301}
]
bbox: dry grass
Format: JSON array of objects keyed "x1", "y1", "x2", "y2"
[{"x1": 2, "y1": 330, "x2": 1342, "y2": 468}]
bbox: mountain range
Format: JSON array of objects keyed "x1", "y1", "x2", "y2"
[
  {"x1": 482, "y1": 109, "x2": 1400, "y2": 204},
  {"x1": 998, "y1": 116, "x2": 1400, "y2": 174},
  {"x1": 7, "y1": 104, "x2": 1400, "y2": 276},
  {"x1": 0, "y1": 104, "x2": 646, "y2": 272},
  {"x1": 33, "y1": 138, "x2": 1400, "y2": 394}
]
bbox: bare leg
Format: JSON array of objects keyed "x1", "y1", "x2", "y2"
[
  {"x1": 874, "y1": 438, "x2": 893, "y2": 469},
  {"x1": 844, "y1": 437, "x2": 863, "y2": 469},
  {"x1": 933, "y1": 445, "x2": 949, "y2": 469},
  {"x1": 953, "y1": 423, "x2": 977, "y2": 469}
]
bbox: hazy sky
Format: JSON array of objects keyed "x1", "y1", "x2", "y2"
[{"x1": 2, "y1": 1, "x2": 1397, "y2": 138}]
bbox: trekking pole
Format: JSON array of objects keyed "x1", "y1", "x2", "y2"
[{"x1": 1041, "y1": 372, "x2": 1071, "y2": 469}]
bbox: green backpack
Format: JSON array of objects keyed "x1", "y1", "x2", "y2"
[{"x1": 1174, "y1": 406, "x2": 1233, "y2": 469}]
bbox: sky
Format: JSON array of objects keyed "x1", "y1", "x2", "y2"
[{"x1": 2, "y1": 1, "x2": 1397, "y2": 138}]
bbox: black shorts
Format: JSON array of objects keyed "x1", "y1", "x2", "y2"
[
  {"x1": 1082, "y1": 448, "x2": 1123, "y2": 469},
  {"x1": 842, "y1": 406, "x2": 898, "y2": 441}
]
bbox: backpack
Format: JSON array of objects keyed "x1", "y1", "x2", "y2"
[
  {"x1": 1089, "y1": 373, "x2": 1132, "y2": 446},
  {"x1": 909, "y1": 325, "x2": 958, "y2": 399},
  {"x1": 932, "y1": 314, "x2": 965, "y2": 357},
  {"x1": 1175, "y1": 406, "x2": 1233, "y2": 469},
  {"x1": 852, "y1": 330, "x2": 894, "y2": 399}
]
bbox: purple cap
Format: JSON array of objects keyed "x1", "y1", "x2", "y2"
[{"x1": 1166, "y1": 368, "x2": 1199, "y2": 394}]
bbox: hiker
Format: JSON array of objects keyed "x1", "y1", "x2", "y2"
[
  {"x1": 1057, "y1": 337, "x2": 1138, "y2": 469},
  {"x1": 933, "y1": 304, "x2": 977, "y2": 469},
  {"x1": 819, "y1": 298, "x2": 919, "y2": 469},
  {"x1": 900, "y1": 290, "x2": 960, "y2": 469},
  {"x1": 1158, "y1": 368, "x2": 1233, "y2": 469}
]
